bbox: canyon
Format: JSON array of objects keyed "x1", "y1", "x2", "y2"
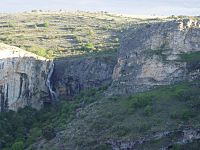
[
  {"x1": 1, "y1": 19, "x2": 200, "y2": 111},
  {"x1": 53, "y1": 19, "x2": 200, "y2": 99},
  {"x1": 0, "y1": 18, "x2": 200, "y2": 150}
]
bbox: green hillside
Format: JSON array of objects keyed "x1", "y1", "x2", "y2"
[
  {"x1": 0, "y1": 11, "x2": 163, "y2": 58},
  {"x1": 1, "y1": 80, "x2": 200, "y2": 149}
]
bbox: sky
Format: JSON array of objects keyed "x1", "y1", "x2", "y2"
[{"x1": 0, "y1": 0, "x2": 199, "y2": 16}]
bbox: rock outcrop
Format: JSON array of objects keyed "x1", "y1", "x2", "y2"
[
  {"x1": 52, "y1": 19, "x2": 200, "y2": 98},
  {"x1": 108, "y1": 19, "x2": 200, "y2": 95},
  {"x1": 106, "y1": 128, "x2": 200, "y2": 150},
  {"x1": 53, "y1": 54, "x2": 117, "y2": 100},
  {"x1": 0, "y1": 43, "x2": 51, "y2": 111}
]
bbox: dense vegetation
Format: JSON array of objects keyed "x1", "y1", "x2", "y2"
[
  {"x1": 0, "y1": 80, "x2": 200, "y2": 149},
  {"x1": 180, "y1": 51, "x2": 200, "y2": 63},
  {"x1": 0, "y1": 87, "x2": 105, "y2": 150}
]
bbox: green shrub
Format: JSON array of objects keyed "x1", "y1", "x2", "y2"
[
  {"x1": 31, "y1": 10, "x2": 38, "y2": 12},
  {"x1": 170, "y1": 111, "x2": 179, "y2": 119},
  {"x1": 8, "y1": 21, "x2": 16, "y2": 28},
  {"x1": 86, "y1": 43, "x2": 95, "y2": 49},
  {"x1": 103, "y1": 112, "x2": 113, "y2": 118},
  {"x1": 144, "y1": 105, "x2": 153, "y2": 116},
  {"x1": 42, "y1": 126, "x2": 56, "y2": 140},
  {"x1": 173, "y1": 84, "x2": 190, "y2": 98},
  {"x1": 11, "y1": 141, "x2": 24, "y2": 150},
  {"x1": 34, "y1": 24, "x2": 37, "y2": 28},
  {"x1": 47, "y1": 50, "x2": 54, "y2": 58},
  {"x1": 170, "y1": 109, "x2": 194, "y2": 120},
  {"x1": 180, "y1": 51, "x2": 200, "y2": 63},
  {"x1": 130, "y1": 94, "x2": 153, "y2": 109},
  {"x1": 88, "y1": 29, "x2": 95, "y2": 35},
  {"x1": 90, "y1": 118, "x2": 110, "y2": 132},
  {"x1": 111, "y1": 125, "x2": 130, "y2": 137},
  {"x1": 81, "y1": 42, "x2": 95, "y2": 51},
  {"x1": 26, "y1": 127, "x2": 42, "y2": 146},
  {"x1": 44, "y1": 21, "x2": 49, "y2": 28},
  {"x1": 172, "y1": 144, "x2": 182, "y2": 150},
  {"x1": 180, "y1": 109, "x2": 194, "y2": 120},
  {"x1": 27, "y1": 45, "x2": 47, "y2": 57}
]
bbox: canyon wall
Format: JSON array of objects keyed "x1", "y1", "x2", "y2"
[
  {"x1": 0, "y1": 43, "x2": 51, "y2": 111},
  {"x1": 108, "y1": 19, "x2": 200, "y2": 95},
  {"x1": 1, "y1": 19, "x2": 200, "y2": 110},
  {"x1": 53, "y1": 19, "x2": 200, "y2": 98},
  {"x1": 53, "y1": 54, "x2": 117, "y2": 100}
]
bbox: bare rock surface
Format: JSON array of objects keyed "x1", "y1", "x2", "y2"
[
  {"x1": 52, "y1": 19, "x2": 200, "y2": 98},
  {"x1": 0, "y1": 43, "x2": 51, "y2": 111},
  {"x1": 108, "y1": 19, "x2": 200, "y2": 95},
  {"x1": 53, "y1": 54, "x2": 117, "y2": 100}
]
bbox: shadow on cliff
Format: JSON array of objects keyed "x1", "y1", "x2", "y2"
[{"x1": 52, "y1": 50, "x2": 118, "y2": 100}]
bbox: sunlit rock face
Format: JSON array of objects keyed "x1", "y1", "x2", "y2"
[
  {"x1": 0, "y1": 43, "x2": 51, "y2": 111},
  {"x1": 109, "y1": 19, "x2": 200, "y2": 95}
]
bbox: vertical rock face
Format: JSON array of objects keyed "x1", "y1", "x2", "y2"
[
  {"x1": 2, "y1": 19, "x2": 196, "y2": 110},
  {"x1": 52, "y1": 19, "x2": 200, "y2": 98},
  {"x1": 0, "y1": 43, "x2": 51, "y2": 111},
  {"x1": 109, "y1": 19, "x2": 200, "y2": 95},
  {"x1": 53, "y1": 55, "x2": 117, "y2": 100}
]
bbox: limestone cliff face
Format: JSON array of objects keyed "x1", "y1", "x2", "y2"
[
  {"x1": 109, "y1": 19, "x2": 200, "y2": 95},
  {"x1": 0, "y1": 43, "x2": 51, "y2": 111},
  {"x1": 1, "y1": 19, "x2": 199, "y2": 112},
  {"x1": 53, "y1": 54, "x2": 117, "y2": 100},
  {"x1": 52, "y1": 19, "x2": 200, "y2": 98}
]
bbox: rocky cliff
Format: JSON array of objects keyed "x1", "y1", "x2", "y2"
[
  {"x1": 11, "y1": 18, "x2": 200, "y2": 150},
  {"x1": 0, "y1": 43, "x2": 51, "y2": 111},
  {"x1": 53, "y1": 19, "x2": 200, "y2": 98},
  {"x1": 1, "y1": 19, "x2": 199, "y2": 110},
  {"x1": 53, "y1": 54, "x2": 117, "y2": 100},
  {"x1": 108, "y1": 19, "x2": 200, "y2": 95}
]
